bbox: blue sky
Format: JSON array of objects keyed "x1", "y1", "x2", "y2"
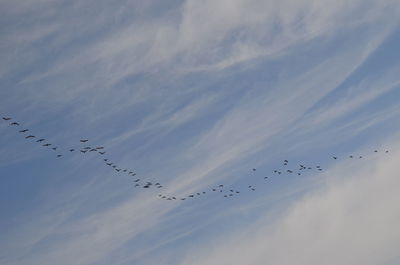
[{"x1": 1, "y1": 0, "x2": 400, "y2": 264}]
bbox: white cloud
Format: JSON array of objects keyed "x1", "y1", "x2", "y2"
[{"x1": 179, "y1": 137, "x2": 400, "y2": 265}]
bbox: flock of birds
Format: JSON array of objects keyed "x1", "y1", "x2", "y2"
[
  {"x1": 2, "y1": 116, "x2": 391, "y2": 203},
  {"x1": 1, "y1": 116, "x2": 160, "y2": 189}
]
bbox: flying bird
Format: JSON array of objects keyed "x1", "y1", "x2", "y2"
[
  {"x1": 43, "y1": 143, "x2": 51, "y2": 146},
  {"x1": 99, "y1": 152, "x2": 106, "y2": 155},
  {"x1": 19, "y1": 129, "x2": 29, "y2": 133},
  {"x1": 333, "y1": 156, "x2": 337, "y2": 159},
  {"x1": 80, "y1": 150, "x2": 87, "y2": 153},
  {"x1": 10, "y1": 122, "x2": 19, "y2": 126},
  {"x1": 52, "y1": 147, "x2": 57, "y2": 150},
  {"x1": 57, "y1": 155, "x2": 62, "y2": 158},
  {"x1": 69, "y1": 149, "x2": 75, "y2": 152},
  {"x1": 2, "y1": 117, "x2": 12, "y2": 121},
  {"x1": 36, "y1": 139, "x2": 45, "y2": 142},
  {"x1": 25, "y1": 135, "x2": 35, "y2": 139},
  {"x1": 80, "y1": 139, "x2": 88, "y2": 143}
]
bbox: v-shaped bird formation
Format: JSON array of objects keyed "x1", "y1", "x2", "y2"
[{"x1": 2, "y1": 116, "x2": 391, "y2": 203}]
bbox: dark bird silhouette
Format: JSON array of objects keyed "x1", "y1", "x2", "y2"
[
  {"x1": 333, "y1": 156, "x2": 337, "y2": 159},
  {"x1": 287, "y1": 170, "x2": 293, "y2": 173},
  {"x1": 25, "y1": 135, "x2": 35, "y2": 139},
  {"x1": 359, "y1": 156, "x2": 362, "y2": 159},
  {"x1": 264, "y1": 176, "x2": 268, "y2": 179},
  {"x1": 99, "y1": 152, "x2": 106, "y2": 155},
  {"x1": 69, "y1": 149, "x2": 75, "y2": 152},
  {"x1": 134, "y1": 179, "x2": 140, "y2": 182},
  {"x1": 80, "y1": 139, "x2": 88, "y2": 143},
  {"x1": 57, "y1": 155, "x2": 62, "y2": 158},
  {"x1": 36, "y1": 139, "x2": 45, "y2": 142},
  {"x1": 349, "y1": 155, "x2": 353, "y2": 158},
  {"x1": 252, "y1": 168, "x2": 256, "y2": 171},
  {"x1": 212, "y1": 189, "x2": 217, "y2": 191},
  {"x1": 89, "y1": 149, "x2": 97, "y2": 152},
  {"x1": 52, "y1": 147, "x2": 57, "y2": 150},
  {"x1": 104, "y1": 159, "x2": 108, "y2": 162},
  {"x1": 123, "y1": 169, "x2": 127, "y2": 172},
  {"x1": 112, "y1": 165, "x2": 117, "y2": 168},
  {"x1": 96, "y1": 147, "x2": 104, "y2": 150},
  {"x1": 106, "y1": 163, "x2": 112, "y2": 166},
  {"x1": 143, "y1": 185, "x2": 150, "y2": 188},
  {"x1": 374, "y1": 150, "x2": 378, "y2": 153},
  {"x1": 43, "y1": 143, "x2": 51, "y2": 146},
  {"x1": 132, "y1": 173, "x2": 137, "y2": 176},
  {"x1": 10, "y1": 122, "x2": 19, "y2": 126},
  {"x1": 84, "y1": 147, "x2": 91, "y2": 150},
  {"x1": 219, "y1": 184, "x2": 224, "y2": 187},
  {"x1": 19, "y1": 129, "x2": 29, "y2": 133},
  {"x1": 80, "y1": 150, "x2": 87, "y2": 153},
  {"x1": 115, "y1": 169, "x2": 121, "y2": 172},
  {"x1": 188, "y1": 195, "x2": 194, "y2": 198},
  {"x1": 2, "y1": 117, "x2": 12, "y2": 121},
  {"x1": 134, "y1": 184, "x2": 140, "y2": 187},
  {"x1": 386, "y1": 150, "x2": 389, "y2": 153}
]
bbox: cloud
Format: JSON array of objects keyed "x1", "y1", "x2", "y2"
[{"x1": 178, "y1": 137, "x2": 400, "y2": 265}]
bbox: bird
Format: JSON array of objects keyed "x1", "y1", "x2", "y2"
[
  {"x1": 134, "y1": 179, "x2": 140, "y2": 182},
  {"x1": 333, "y1": 156, "x2": 337, "y2": 159},
  {"x1": 219, "y1": 184, "x2": 224, "y2": 187},
  {"x1": 96, "y1": 147, "x2": 104, "y2": 150},
  {"x1": 287, "y1": 170, "x2": 293, "y2": 173},
  {"x1": 25, "y1": 135, "x2": 35, "y2": 139},
  {"x1": 104, "y1": 159, "x2": 108, "y2": 162},
  {"x1": 386, "y1": 150, "x2": 389, "y2": 153},
  {"x1": 43, "y1": 143, "x2": 51, "y2": 147},
  {"x1": 89, "y1": 149, "x2": 97, "y2": 152},
  {"x1": 112, "y1": 165, "x2": 117, "y2": 168},
  {"x1": 69, "y1": 149, "x2": 75, "y2": 152},
  {"x1": 252, "y1": 168, "x2": 256, "y2": 171},
  {"x1": 2, "y1": 117, "x2": 12, "y2": 121},
  {"x1": 99, "y1": 152, "x2": 106, "y2": 155},
  {"x1": 115, "y1": 169, "x2": 121, "y2": 172},
  {"x1": 123, "y1": 169, "x2": 127, "y2": 172},
  {"x1": 374, "y1": 150, "x2": 378, "y2": 153},
  {"x1": 284, "y1": 160, "x2": 288, "y2": 163},
  {"x1": 57, "y1": 155, "x2": 62, "y2": 158},
  {"x1": 19, "y1": 129, "x2": 29, "y2": 133},
  {"x1": 349, "y1": 155, "x2": 353, "y2": 158},
  {"x1": 36, "y1": 139, "x2": 45, "y2": 142},
  {"x1": 84, "y1": 147, "x2": 91, "y2": 150},
  {"x1": 80, "y1": 139, "x2": 88, "y2": 143},
  {"x1": 132, "y1": 173, "x2": 137, "y2": 177},
  {"x1": 359, "y1": 156, "x2": 362, "y2": 159},
  {"x1": 106, "y1": 163, "x2": 112, "y2": 166},
  {"x1": 188, "y1": 195, "x2": 194, "y2": 198},
  {"x1": 134, "y1": 184, "x2": 140, "y2": 187},
  {"x1": 212, "y1": 189, "x2": 217, "y2": 191},
  {"x1": 264, "y1": 176, "x2": 268, "y2": 179},
  {"x1": 80, "y1": 150, "x2": 87, "y2": 153},
  {"x1": 52, "y1": 147, "x2": 57, "y2": 151},
  {"x1": 143, "y1": 185, "x2": 150, "y2": 188},
  {"x1": 10, "y1": 122, "x2": 19, "y2": 126}
]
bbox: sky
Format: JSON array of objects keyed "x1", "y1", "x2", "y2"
[{"x1": 1, "y1": 0, "x2": 400, "y2": 264}]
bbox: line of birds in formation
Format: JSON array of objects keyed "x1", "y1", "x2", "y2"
[
  {"x1": 2, "y1": 116, "x2": 163, "y2": 189},
  {"x1": 2, "y1": 116, "x2": 391, "y2": 203},
  {"x1": 156, "y1": 150, "x2": 391, "y2": 201}
]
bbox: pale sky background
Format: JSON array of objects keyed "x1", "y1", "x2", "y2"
[{"x1": 1, "y1": 0, "x2": 400, "y2": 265}]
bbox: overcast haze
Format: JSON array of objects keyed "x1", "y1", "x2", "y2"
[{"x1": 1, "y1": 0, "x2": 400, "y2": 264}]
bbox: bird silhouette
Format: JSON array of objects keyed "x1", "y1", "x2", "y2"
[
  {"x1": 36, "y1": 139, "x2": 45, "y2": 142},
  {"x1": 19, "y1": 129, "x2": 29, "y2": 133},
  {"x1": 10, "y1": 122, "x2": 19, "y2": 126},
  {"x1": 69, "y1": 149, "x2": 75, "y2": 152},
  {"x1": 25, "y1": 135, "x2": 35, "y2": 139},
  {"x1": 43, "y1": 143, "x2": 51, "y2": 146},
  {"x1": 80, "y1": 139, "x2": 88, "y2": 143},
  {"x1": 2, "y1": 117, "x2": 12, "y2": 121},
  {"x1": 99, "y1": 152, "x2": 106, "y2": 155},
  {"x1": 57, "y1": 155, "x2": 62, "y2": 158}
]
